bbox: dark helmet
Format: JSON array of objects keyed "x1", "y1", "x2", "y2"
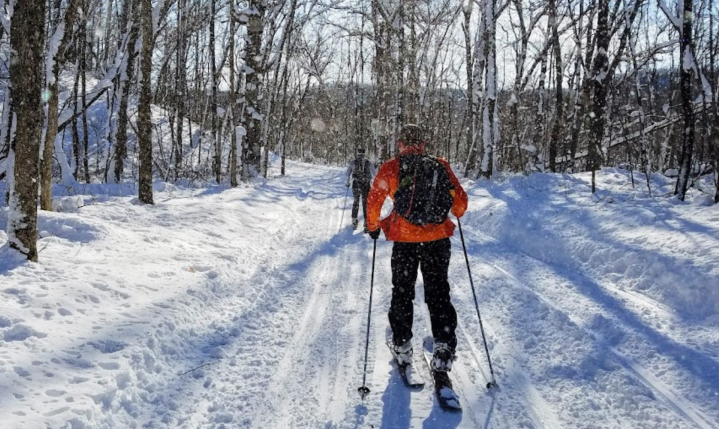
[
  {"x1": 356, "y1": 148, "x2": 366, "y2": 157},
  {"x1": 399, "y1": 124, "x2": 424, "y2": 146}
]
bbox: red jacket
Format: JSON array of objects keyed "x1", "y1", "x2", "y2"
[{"x1": 367, "y1": 146, "x2": 468, "y2": 242}]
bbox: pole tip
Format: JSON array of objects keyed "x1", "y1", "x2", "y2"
[{"x1": 358, "y1": 386, "x2": 370, "y2": 400}]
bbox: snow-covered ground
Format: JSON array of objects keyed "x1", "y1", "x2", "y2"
[{"x1": 1, "y1": 162, "x2": 718, "y2": 429}]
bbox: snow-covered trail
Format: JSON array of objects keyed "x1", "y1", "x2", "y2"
[
  {"x1": 2, "y1": 162, "x2": 505, "y2": 429},
  {"x1": 459, "y1": 228, "x2": 719, "y2": 428},
  {"x1": 2, "y1": 162, "x2": 719, "y2": 429}
]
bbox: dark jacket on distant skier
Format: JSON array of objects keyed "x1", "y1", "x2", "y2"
[{"x1": 345, "y1": 156, "x2": 376, "y2": 190}]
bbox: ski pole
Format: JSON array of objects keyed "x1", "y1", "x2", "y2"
[
  {"x1": 457, "y1": 218, "x2": 498, "y2": 389},
  {"x1": 339, "y1": 186, "x2": 349, "y2": 234},
  {"x1": 358, "y1": 238, "x2": 377, "y2": 400}
]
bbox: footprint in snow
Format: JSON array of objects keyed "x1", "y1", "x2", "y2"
[
  {"x1": 91, "y1": 282, "x2": 110, "y2": 291},
  {"x1": 45, "y1": 389, "x2": 66, "y2": 397},
  {"x1": 0, "y1": 315, "x2": 13, "y2": 328},
  {"x1": 214, "y1": 413, "x2": 234, "y2": 423},
  {"x1": 14, "y1": 366, "x2": 31, "y2": 378},
  {"x1": 87, "y1": 340, "x2": 126, "y2": 354},
  {"x1": 43, "y1": 406, "x2": 70, "y2": 417},
  {"x1": 3, "y1": 287, "x2": 30, "y2": 305},
  {"x1": 98, "y1": 361, "x2": 120, "y2": 370},
  {"x1": 2, "y1": 324, "x2": 47, "y2": 342}
]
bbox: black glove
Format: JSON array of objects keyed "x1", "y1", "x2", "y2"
[{"x1": 368, "y1": 229, "x2": 381, "y2": 240}]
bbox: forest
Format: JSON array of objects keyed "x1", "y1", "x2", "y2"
[{"x1": 1, "y1": 0, "x2": 718, "y2": 261}]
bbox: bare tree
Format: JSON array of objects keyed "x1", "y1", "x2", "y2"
[
  {"x1": 241, "y1": 0, "x2": 267, "y2": 178},
  {"x1": 676, "y1": 0, "x2": 696, "y2": 200},
  {"x1": 41, "y1": 0, "x2": 80, "y2": 211},
  {"x1": 479, "y1": 0, "x2": 498, "y2": 178},
  {"x1": 115, "y1": 0, "x2": 140, "y2": 183},
  {"x1": 6, "y1": 0, "x2": 47, "y2": 261},
  {"x1": 210, "y1": 0, "x2": 220, "y2": 183},
  {"x1": 229, "y1": 0, "x2": 239, "y2": 187},
  {"x1": 137, "y1": 0, "x2": 154, "y2": 204},
  {"x1": 548, "y1": 0, "x2": 562, "y2": 172}
]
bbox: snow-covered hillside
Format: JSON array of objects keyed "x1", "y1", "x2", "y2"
[{"x1": 1, "y1": 163, "x2": 718, "y2": 428}]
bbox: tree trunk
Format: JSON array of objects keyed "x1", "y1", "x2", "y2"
[
  {"x1": 466, "y1": 3, "x2": 486, "y2": 178},
  {"x1": 548, "y1": 0, "x2": 562, "y2": 172},
  {"x1": 479, "y1": 0, "x2": 497, "y2": 179},
  {"x1": 461, "y1": 1, "x2": 473, "y2": 174},
  {"x1": 395, "y1": 0, "x2": 406, "y2": 133},
  {"x1": 713, "y1": 0, "x2": 719, "y2": 204},
  {"x1": 229, "y1": 0, "x2": 238, "y2": 186},
  {"x1": 72, "y1": 63, "x2": 81, "y2": 180},
  {"x1": 7, "y1": 0, "x2": 47, "y2": 261},
  {"x1": 41, "y1": 0, "x2": 80, "y2": 210},
  {"x1": 532, "y1": 54, "x2": 547, "y2": 171},
  {"x1": 589, "y1": 0, "x2": 610, "y2": 193},
  {"x1": 280, "y1": 68, "x2": 290, "y2": 176},
  {"x1": 81, "y1": 20, "x2": 90, "y2": 183},
  {"x1": 568, "y1": 0, "x2": 593, "y2": 173},
  {"x1": 210, "y1": 0, "x2": 220, "y2": 183},
  {"x1": 676, "y1": 0, "x2": 695, "y2": 200},
  {"x1": 137, "y1": 0, "x2": 154, "y2": 204},
  {"x1": 242, "y1": 0, "x2": 266, "y2": 178},
  {"x1": 102, "y1": 0, "x2": 114, "y2": 66},
  {"x1": 116, "y1": 0, "x2": 140, "y2": 183},
  {"x1": 175, "y1": 0, "x2": 186, "y2": 181}
]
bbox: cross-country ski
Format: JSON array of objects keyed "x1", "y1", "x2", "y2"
[
  {"x1": 422, "y1": 337, "x2": 462, "y2": 412},
  {"x1": 385, "y1": 328, "x2": 425, "y2": 388}
]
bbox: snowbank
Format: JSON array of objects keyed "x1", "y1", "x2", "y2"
[{"x1": 462, "y1": 169, "x2": 719, "y2": 319}]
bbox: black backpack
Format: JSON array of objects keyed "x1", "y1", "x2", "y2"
[{"x1": 393, "y1": 154, "x2": 454, "y2": 225}]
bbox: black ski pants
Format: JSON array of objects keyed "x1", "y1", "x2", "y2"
[
  {"x1": 389, "y1": 238, "x2": 457, "y2": 352},
  {"x1": 352, "y1": 185, "x2": 369, "y2": 226}
]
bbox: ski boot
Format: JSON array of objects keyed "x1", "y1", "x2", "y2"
[
  {"x1": 431, "y1": 342, "x2": 456, "y2": 372},
  {"x1": 393, "y1": 340, "x2": 413, "y2": 366}
]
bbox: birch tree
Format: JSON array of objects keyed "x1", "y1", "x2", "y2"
[
  {"x1": 479, "y1": 0, "x2": 498, "y2": 178},
  {"x1": 241, "y1": 0, "x2": 267, "y2": 179}
]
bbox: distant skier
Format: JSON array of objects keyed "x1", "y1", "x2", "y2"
[
  {"x1": 366, "y1": 124, "x2": 468, "y2": 373},
  {"x1": 345, "y1": 148, "x2": 376, "y2": 232}
]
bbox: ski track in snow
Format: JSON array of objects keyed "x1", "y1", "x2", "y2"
[
  {"x1": 454, "y1": 226, "x2": 719, "y2": 429},
  {"x1": 1, "y1": 162, "x2": 719, "y2": 429}
]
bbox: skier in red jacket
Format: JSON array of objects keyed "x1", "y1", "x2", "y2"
[{"x1": 366, "y1": 124, "x2": 468, "y2": 372}]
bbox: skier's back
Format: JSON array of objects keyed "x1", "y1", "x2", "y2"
[{"x1": 366, "y1": 124, "x2": 468, "y2": 372}]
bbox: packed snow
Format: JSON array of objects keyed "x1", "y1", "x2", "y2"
[{"x1": 1, "y1": 162, "x2": 718, "y2": 428}]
